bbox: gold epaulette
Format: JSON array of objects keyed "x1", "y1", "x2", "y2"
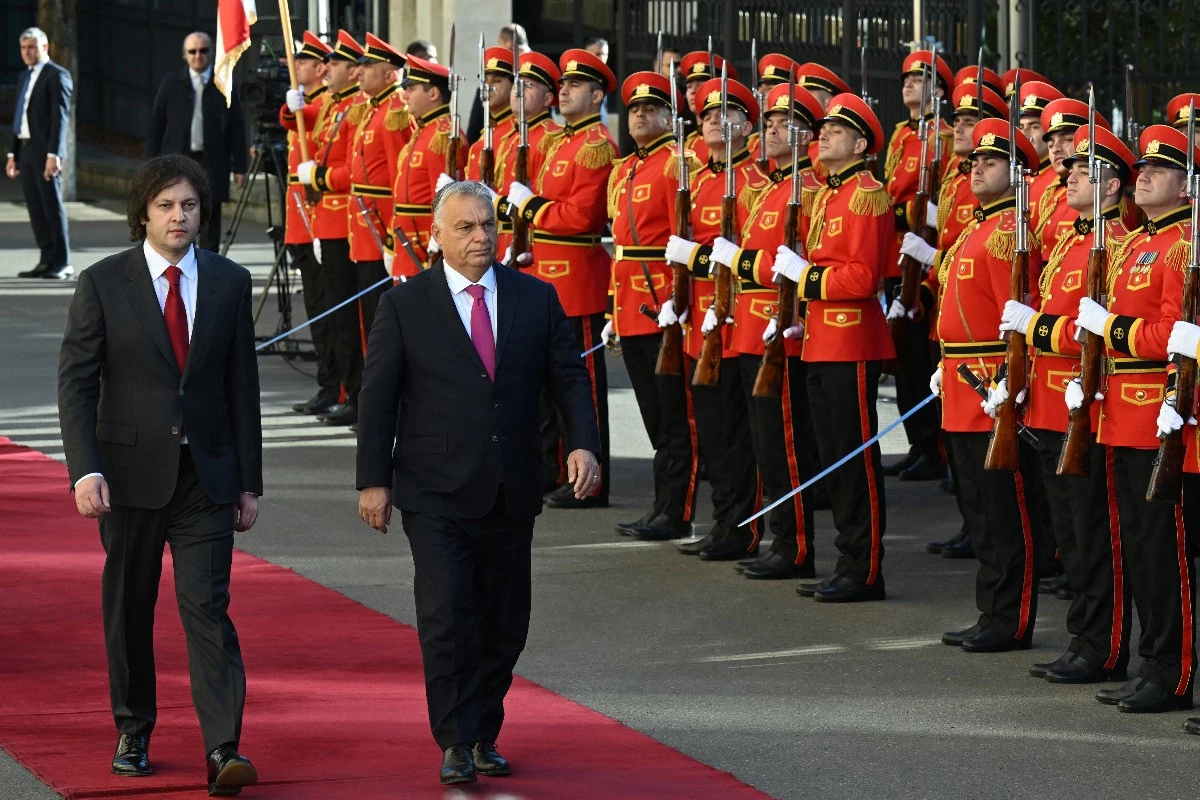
[
  {"x1": 801, "y1": 183, "x2": 819, "y2": 219},
  {"x1": 938, "y1": 226, "x2": 972, "y2": 287},
  {"x1": 984, "y1": 212, "x2": 1017, "y2": 263},
  {"x1": 539, "y1": 129, "x2": 563, "y2": 155},
  {"x1": 663, "y1": 147, "x2": 702, "y2": 181},
  {"x1": 386, "y1": 106, "x2": 411, "y2": 132},
  {"x1": 576, "y1": 136, "x2": 617, "y2": 170},
  {"x1": 883, "y1": 138, "x2": 903, "y2": 181},
  {"x1": 1165, "y1": 228, "x2": 1192, "y2": 273},
  {"x1": 346, "y1": 102, "x2": 367, "y2": 130},
  {"x1": 805, "y1": 186, "x2": 829, "y2": 255},
  {"x1": 849, "y1": 173, "x2": 891, "y2": 217},
  {"x1": 606, "y1": 163, "x2": 623, "y2": 219},
  {"x1": 1038, "y1": 226, "x2": 1078, "y2": 296},
  {"x1": 429, "y1": 128, "x2": 449, "y2": 156}
]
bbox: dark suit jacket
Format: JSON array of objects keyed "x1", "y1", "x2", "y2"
[
  {"x1": 145, "y1": 68, "x2": 248, "y2": 202},
  {"x1": 10, "y1": 59, "x2": 71, "y2": 159},
  {"x1": 356, "y1": 262, "x2": 600, "y2": 520},
  {"x1": 58, "y1": 245, "x2": 263, "y2": 509}
]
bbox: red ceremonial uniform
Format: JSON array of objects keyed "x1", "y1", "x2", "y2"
[
  {"x1": 1030, "y1": 161, "x2": 1073, "y2": 250},
  {"x1": 467, "y1": 107, "x2": 514, "y2": 186},
  {"x1": 347, "y1": 84, "x2": 411, "y2": 263},
  {"x1": 884, "y1": 115, "x2": 953, "y2": 239},
  {"x1": 280, "y1": 86, "x2": 327, "y2": 245},
  {"x1": 495, "y1": 110, "x2": 558, "y2": 256},
  {"x1": 391, "y1": 104, "x2": 466, "y2": 275},
  {"x1": 307, "y1": 83, "x2": 364, "y2": 240},
  {"x1": 512, "y1": 113, "x2": 617, "y2": 317}
]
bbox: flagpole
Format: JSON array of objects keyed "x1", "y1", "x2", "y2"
[{"x1": 277, "y1": 0, "x2": 311, "y2": 162}]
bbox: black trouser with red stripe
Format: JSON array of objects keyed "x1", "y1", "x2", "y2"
[
  {"x1": 1113, "y1": 447, "x2": 1196, "y2": 695},
  {"x1": 621, "y1": 333, "x2": 697, "y2": 523},
  {"x1": 354, "y1": 258, "x2": 389, "y2": 347},
  {"x1": 806, "y1": 360, "x2": 886, "y2": 584},
  {"x1": 945, "y1": 431, "x2": 1041, "y2": 639},
  {"x1": 315, "y1": 238, "x2": 366, "y2": 402},
  {"x1": 689, "y1": 355, "x2": 758, "y2": 550},
  {"x1": 541, "y1": 312, "x2": 610, "y2": 502},
  {"x1": 1036, "y1": 433, "x2": 1129, "y2": 671},
  {"x1": 883, "y1": 277, "x2": 940, "y2": 459},
  {"x1": 739, "y1": 355, "x2": 816, "y2": 568}
]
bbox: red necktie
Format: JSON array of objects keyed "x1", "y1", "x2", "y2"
[{"x1": 164, "y1": 265, "x2": 189, "y2": 372}]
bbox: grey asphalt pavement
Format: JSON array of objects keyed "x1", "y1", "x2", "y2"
[{"x1": 2, "y1": 184, "x2": 1198, "y2": 799}]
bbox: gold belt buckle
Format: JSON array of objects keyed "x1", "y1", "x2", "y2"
[{"x1": 1105, "y1": 356, "x2": 1117, "y2": 375}]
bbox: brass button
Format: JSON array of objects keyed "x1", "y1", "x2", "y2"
[
  {"x1": 1136, "y1": 389, "x2": 1147, "y2": 400},
  {"x1": 836, "y1": 312, "x2": 847, "y2": 323}
]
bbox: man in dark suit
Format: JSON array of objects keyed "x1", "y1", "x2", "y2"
[
  {"x1": 6, "y1": 26, "x2": 73, "y2": 279},
  {"x1": 146, "y1": 32, "x2": 247, "y2": 252},
  {"x1": 58, "y1": 154, "x2": 262, "y2": 796},
  {"x1": 356, "y1": 181, "x2": 600, "y2": 786}
]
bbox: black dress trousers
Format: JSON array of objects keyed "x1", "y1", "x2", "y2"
[{"x1": 17, "y1": 144, "x2": 70, "y2": 267}]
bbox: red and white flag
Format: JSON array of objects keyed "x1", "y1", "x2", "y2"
[{"x1": 214, "y1": 0, "x2": 257, "y2": 106}]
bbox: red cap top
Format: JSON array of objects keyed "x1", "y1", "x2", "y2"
[
  {"x1": 1061, "y1": 124, "x2": 1138, "y2": 183},
  {"x1": 621, "y1": 71, "x2": 678, "y2": 110},
  {"x1": 559, "y1": 48, "x2": 617, "y2": 94},
  {"x1": 1001, "y1": 68, "x2": 1051, "y2": 98},
  {"x1": 758, "y1": 54, "x2": 802, "y2": 86},
  {"x1": 518, "y1": 52, "x2": 562, "y2": 96},
  {"x1": 680, "y1": 52, "x2": 738, "y2": 83},
  {"x1": 297, "y1": 31, "x2": 332, "y2": 61},
  {"x1": 360, "y1": 33, "x2": 405, "y2": 68},
  {"x1": 822, "y1": 93, "x2": 885, "y2": 155},
  {"x1": 901, "y1": 49, "x2": 954, "y2": 92},
  {"x1": 1134, "y1": 124, "x2": 1199, "y2": 170},
  {"x1": 1167, "y1": 93, "x2": 1200, "y2": 130},
  {"x1": 797, "y1": 62, "x2": 850, "y2": 97},
  {"x1": 693, "y1": 77, "x2": 759, "y2": 125},
  {"x1": 1018, "y1": 81, "x2": 1064, "y2": 118},
  {"x1": 1040, "y1": 98, "x2": 1109, "y2": 141},
  {"x1": 402, "y1": 53, "x2": 451, "y2": 91},
  {"x1": 764, "y1": 83, "x2": 825, "y2": 130},
  {"x1": 951, "y1": 83, "x2": 1008, "y2": 120},
  {"x1": 954, "y1": 66, "x2": 1003, "y2": 96},
  {"x1": 482, "y1": 46, "x2": 515, "y2": 79}
]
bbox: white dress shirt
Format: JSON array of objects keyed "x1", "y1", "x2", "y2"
[
  {"x1": 444, "y1": 263, "x2": 498, "y2": 343},
  {"x1": 190, "y1": 67, "x2": 211, "y2": 152}
]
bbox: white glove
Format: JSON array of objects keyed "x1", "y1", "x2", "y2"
[
  {"x1": 286, "y1": 87, "x2": 307, "y2": 112},
  {"x1": 665, "y1": 235, "x2": 698, "y2": 267},
  {"x1": 296, "y1": 160, "x2": 317, "y2": 186},
  {"x1": 435, "y1": 172, "x2": 455, "y2": 193},
  {"x1": 383, "y1": 251, "x2": 395, "y2": 273},
  {"x1": 427, "y1": 236, "x2": 440, "y2": 256},
  {"x1": 1076, "y1": 296, "x2": 1113, "y2": 336},
  {"x1": 501, "y1": 245, "x2": 531, "y2": 266},
  {"x1": 601, "y1": 319, "x2": 616, "y2": 344},
  {"x1": 507, "y1": 180, "x2": 534, "y2": 210},
  {"x1": 772, "y1": 245, "x2": 809, "y2": 283},
  {"x1": 762, "y1": 318, "x2": 778, "y2": 342},
  {"x1": 701, "y1": 307, "x2": 733, "y2": 335},
  {"x1": 1157, "y1": 402, "x2": 1187, "y2": 437},
  {"x1": 982, "y1": 378, "x2": 1009, "y2": 419},
  {"x1": 925, "y1": 200, "x2": 939, "y2": 229},
  {"x1": 929, "y1": 366, "x2": 943, "y2": 396},
  {"x1": 783, "y1": 322, "x2": 804, "y2": 339},
  {"x1": 311, "y1": 238, "x2": 322, "y2": 264},
  {"x1": 1167, "y1": 320, "x2": 1200, "y2": 360},
  {"x1": 886, "y1": 297, "x2": 918, "y2": 321},
  {"x1": 899, "y1": 231, "x2": 937, "y2": 266},
  {"x1": 999, "y1": 300, "x2": 1037, "y2": 336},
  {"x1": 1064, "y1": 377, "x2": 1105, "y2": 411},
  {"x1": 710, "y1": 236, "x2": 739, "y2": 268},
  {"x1": 679, "y1": 307, "x2": 690, "y2": 325},
  {"x1": 657, "y1": 298, "x2": 677, "y2": 327}
]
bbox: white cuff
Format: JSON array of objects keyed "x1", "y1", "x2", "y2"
[{"x1": 74, "y1": 472, "x2": 103, "y2": 490}]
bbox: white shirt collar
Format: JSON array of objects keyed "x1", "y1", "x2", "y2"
[
  {"x1": 444, "y1": 263, "x2": 496, "y2": 296},
  {"x1": 30, "y1": 56, "x2": 48, "y2": 70},
  {"x1": 143, "y1": 240, "x2": 198, "y2": 282},
  {"x1": 190, "y1": 65, "x2": 212, "y2": 83}
]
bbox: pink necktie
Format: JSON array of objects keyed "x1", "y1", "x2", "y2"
[{"x1": 466, "y1": 284, "x2": 495, "y2": 380}]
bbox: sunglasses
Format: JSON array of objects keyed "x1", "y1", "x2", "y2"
[{"x1": 187, "y1": 47, "x2": 211, "y2": 55}]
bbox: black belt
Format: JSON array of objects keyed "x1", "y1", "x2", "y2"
[
  {"x1": 941, "y1": 341, "x2": 1007, "y2": 358},
  {"x1": 1106, "y1": 357, "x2": 1168, "y2": 375}
]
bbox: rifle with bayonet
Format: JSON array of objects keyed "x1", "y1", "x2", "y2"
[
  {"x1": 752, "y1": 39, "x2": 768, "y2": 172},
  {"x1": 1057, "y1": 84, "x2": 1106, "y2": 477},
  {"x1": 477, "y1": 32, "x2": 495, "y2": 189},
  {"x1": 510, "y1": 37, "x2": 531, "y2": 262},
  {"x1": 754, "y1": 67, "x2": 802, "y2": 398},
  {"x1": 694, "y1": 60, "x2": 736, "y2": 387},
  {"x1": 654, "y1": 30, "x2": 662, "y2": 73},
  {"x1": 656, "y1": 58, "x2": 693, "y2": 377},
  {"x1": 445, "y1": 25, "x2": 463, "y2": 181},
  {"x1": 985, "y1": 76, "x2": 1030, "y2": 472},
  {"x1": 1147, "y1": 99, "x2": 1200, "y2": 502}
]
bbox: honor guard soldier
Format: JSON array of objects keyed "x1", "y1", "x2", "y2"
[
  {"x1": 883, "y1": 50, "x2": 954, "y2": 482},
  {"x1": 505, "y1": 47, "x2": 618, "y2": 508},
  {"x1": 748, "y1": 54, "x2": 801, "y2": 165},
  {"x1": 660, "y1": 74, "x2": 770, "y2": 561},
  {"x1": 494, "y1": 51, "x2": 562, "y2": 262},
  {"x1": 773, "y1": 92, "x2": 895, "y2": 601},
  {"x1": 798, "y1": 62, "x2": 851, "y2": 172},
  {"x1": 346, "y1": 33, "x2": 411, "y2": 368},
  {"x1": 707, "y1": 82, "x2": 825, "y2": 579},
  {"x1": 955, "y1": 65, "x2": 1004, "y2": 97},
  {"x1": 603, "y1": 71, "x2": 701, "y2": 541},
  {"x1": 391, "y1": 54, "x2": 466, "y2": 276},
  {"x1": 466, "y1": 46, "x2": 516, "y2": 187},
  {"x1": 1167, "y1": 93, "x2": 1200, "y2": 149},
  {"x1": 1001, "y1": 68, "x2": 1051, "y2": 100},
  {"x1": 678, "y1": 52, "x2": 737, "y2": 165},
  {"x1": 935, "y1": 118, "x2": 1044, "y2": 650},
  {"x1": 1072, "y1": 124, "x2": 1195, "y2": 713},
  {"x1": 1037, "y1": 97, "x2": 1111, "y2": 251},
  {"x1": 294, "y1": 30, "x2": 369, "y2": 424},
  {"x1": 1015, "y1": 82, "x2": 1068, "y2": 249},
  {"x1": 279, "y1": 32, "x2": 337, "y2": 416},
  {"x1": 999, "y1": 124, "x2": 1136, "y2": 683}
]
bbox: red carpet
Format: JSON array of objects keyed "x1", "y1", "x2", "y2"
[{"x1": 0, "y1": 438, "x2": 773, "y2": 799}]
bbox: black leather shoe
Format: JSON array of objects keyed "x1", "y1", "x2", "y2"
[
  {"x1": 1096, "y1": 677, "x2": 1143, "y2": 706},
  {"x1": 941, "y1": 623, "x2": 982, "y2": 647},
  {"x1": 938, "y1": 476, "x2": 956, "y2": 494},
  {"x1": 813, "y1": 575, "x2": 885, "y2": 603},
  {"x1": 677, "y1": 533, "x2": 714, "y2": 555},
  {"x1": 543, "y1": 483, "x2": 608, "y2": 509},
  {"x1": 926, "y1": 529, "x2": 966, "y2": 555},
  {"x1": 1055, "y1": 585, "x2": 1075, "y2": 601},
  {"x1": 1046, "y1": 656, "x2": 1124, "y2": 684},
  {"x1": 883, "y1": 448, "x2": 919, "y2": 476},
  {"x1": 698, "y1": 538, "x2": 756, "y2": 561},
  {"x1": 1118, "y1": 682, "x2": 1193, "y2": 713},
  {"x1": 1038, "y1": 573, "x2": 1068, "y2": 595},
  {"x1": 941, "y1": 535, "x2": 975, "y2": 559},
  {"x1": 616, "y1": 510, "x2": 655, "y2": 536},
  {"x1": 17, "y1": 262, "x2": 48, "y2": 278},
  {"x1": 796, "y1": 576, "x2": 832, "y2": 597},
  {"x1": 292, "y1": 393, "x2": 338, "y2": 415},
  {"x1": 440, "y1": 744, "x2": 477, "y2": 785},
  {"x1": 205, "y1": 744, "x2": 257, "y2": 796},
  {"x1": 960, "y1": 627, "x2": 1031, "y2": 653},
  {"x1": 1184, "y1": 717, "x2": 1200, "y2": 734},
  {"x1": 41, "y1": 264, "x2": 73, "y2": 280},
  {"x1": 318, "y1": 402, "x2": 358, "y2": 426},
  {"x1": 111, "y1": 733, "x2": 151, "y2": 777},
  {"x1": 631, "y1": 515, "x2": 693, "y2": 540},
  {"x1": 740, "y1": 551, "x2": 814, "y2": 580},
  {"x1": 471, "y1": 741, "x2": 511, "y2": 777},
  {"x1": 898, "y1": 452, "x2": 945, "y2": 481},
  {"x1": 1029, "y1": 649, "x2": 1075, "y2": 678}
]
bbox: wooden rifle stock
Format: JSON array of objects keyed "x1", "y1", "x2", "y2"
[
  {"x1": 984, "y1": 250, "x2": 1029, "y2": 471},
  {"x1": 479, "y1": 147, "x2": 495, "y2": 190},
  {"x1": 655, "y1": 183, "x2": 692, "y2": 376},
  {"x1": 1056, "y1": 245, "x2": 1107, "y2": 476},
  {"x1": 446, "y1": 135, "x2": 462, "y2": 182},
  {"x1": 511, "y1": 143, "x2": 530, "y2": 257},
  {"x1": 693, "y1": 194, "x2": 736, "y2": 386},
  {"x1": 753, "y1": 200, "x2": 800, "y2": 397},
  {"x1": 1146, "y1": 265, "x2": 1200, "y2": 502}
]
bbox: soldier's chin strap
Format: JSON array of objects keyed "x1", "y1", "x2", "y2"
[{"x1": 738, "y1": 391, "x2": 938, "y2": 528}]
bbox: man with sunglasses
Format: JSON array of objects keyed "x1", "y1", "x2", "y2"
[{"x1": 146, "y1": 32, "x2": 247, "y2": 252}]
